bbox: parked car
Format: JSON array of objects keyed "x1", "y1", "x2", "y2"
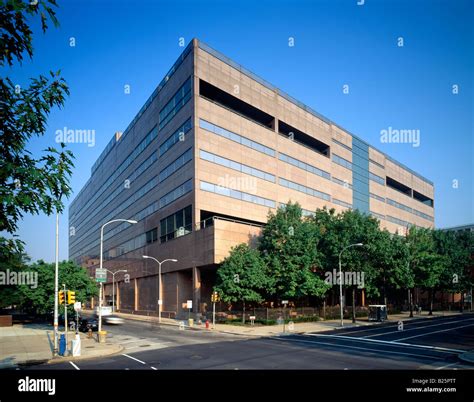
[
  {"x1": 104, "y1": 315, "x2": 124, "y2": 325},
  {"x1": 79, "y1": 317, "x2": 99, "y2": 332}
]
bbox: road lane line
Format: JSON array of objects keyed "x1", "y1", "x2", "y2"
[
  {"x1": 363, "y1": 317, "x2": 474, "y2": 338},
  {"x1": 271, "y1": 336, "x2": 441, "y2": 361},
  {"x1": 122, "y1": 353, "x2": 146, "y2": 364},
  {"x1": 393, "y1": 323, "x2": 474, "y2": 342},
  {"x1": 69, "y1": 362, "x2": 80, "y2": 370},
  {"x1": 305, "y1": 333, "x2": 464, "y2": 353},
  {"x1": 435, "y1": 362, "x2": 459, "y2": 370},
  {"x1": 151, "y1": 366, "x2": 158, "y2": 370},
  {"x1": 336, "y1": 315, "x2": 473, "y2": 336}
]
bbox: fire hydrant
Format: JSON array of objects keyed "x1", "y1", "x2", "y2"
[
  {"x1": 205, "y1": 320, "x2": 210, "y2": 329},
  {"x1": 87, "y1": 328, "x2": 93, "y2": 339}
]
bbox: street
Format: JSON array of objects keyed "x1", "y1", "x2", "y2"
[{"x1": 32, "y1": 313, "x2": 474, "y2": 370}]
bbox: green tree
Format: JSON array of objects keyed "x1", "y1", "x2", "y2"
[
  {"x1": 0, "y1": 245, "x2": 30, "y2": 308},
  {"x1": 16, "y1": 260, "x2": 97, "y2": 315},
  {"x1": 372, "y1": 230, "x2": 415, "y2": 312},
  {"x1": 1, "y1": 0, "x2": 73, "y2": 260},
  {"x1": 433, "y1": 229, "x2": 473, "y2": 311},
  {"x1": 407, "y1": 227, "x2": 444, "y2": 315},
  {"x1": 259, "y1": 202, "x2": 329, "y2": 301},
  {"x1": 214, "y1": 244, "x2": 269, "y2": 323}
]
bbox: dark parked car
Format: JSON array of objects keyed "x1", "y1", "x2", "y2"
[{"x1": 79, "y1": 317, "x2": 98, "y2": 332}]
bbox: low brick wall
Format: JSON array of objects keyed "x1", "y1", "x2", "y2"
[{"x1": 0, "y1": 315, "x2": 12, "y2": 327}]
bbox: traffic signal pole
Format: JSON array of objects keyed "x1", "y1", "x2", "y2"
[{"x1": 63, "y1": 284, "x2": 68, "y2": 353}]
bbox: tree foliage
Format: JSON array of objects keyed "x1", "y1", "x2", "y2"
[
  {"x1": 215, "y1": 202, "x2": 473, "y2": 310},
  {"x1": 0, "y1": 0, "x2": 72, "y2": 259},
  {"x1": 214, "y1": 243, "x2": 269, "y2": 305},
  {"x1": 3, "y1": 260, "x2": 98, "y2": 315},
  {"x1": 259, "y1": 202, "x2": 329, "y2": 299}
]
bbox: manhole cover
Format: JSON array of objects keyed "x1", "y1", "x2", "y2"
[
  {"x1": 85, "y1": 346, "x2": 95, "y2": 349},
  {"x1": 189, "y1": 355, "x2": 203, "y2": 360},
  {"x1": 140, "y1": 344, "x2": 151, "y2": 347}
]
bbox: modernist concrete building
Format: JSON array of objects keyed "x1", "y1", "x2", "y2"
[{"x1": 69, "y1": 39, "x2": 435, "y2": 317}]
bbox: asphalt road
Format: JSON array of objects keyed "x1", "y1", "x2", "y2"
[{"x1": 33, "y1": 313, "x2": 474, "y2": 370}]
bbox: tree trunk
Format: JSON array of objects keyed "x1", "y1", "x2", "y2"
[
  {"x1": 460, "y1": 292, "x2": 464, "y2": 313},
  {"x1": 242, "y1": 301, "x2": 246, "y2": 324},
  {"x1": 408, "y1": 288, "x2": 413, "y2": 318},
  {"x1": 428, "y1": 290, "x2": 433, "y2": 315},
  {"x1": 352, "y1": 287, "x2": 356, "y2": 323}
]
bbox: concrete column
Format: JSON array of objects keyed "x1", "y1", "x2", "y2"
[
  {"x1": 192, "y1": 266, "x2": 201, "y2": 315},
  {"x1": 134, "y1": 278, "x2": 138, "y2": 312},
  {"x1": 116, "y1": 282, "x2": 120, "y2": 311}
]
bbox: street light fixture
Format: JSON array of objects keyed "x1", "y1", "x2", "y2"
[
  {"x1": 338, "y1": 243, "x2": 364, "y2": 327},
  {"x1": 99, "y1": 219, "x2": 137, "y2": 332},
  {"x1": 105, "y1": 269, "x2": 128, "y2": 313},
  {"x1": 142, "y1": 256, "x2": 178, "y2": 323}
]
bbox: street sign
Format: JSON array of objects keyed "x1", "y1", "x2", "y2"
[
  {"x1": 157, "y1": 299, "x2": 163, "y2": 305},
  {"x1": 282, "y1": 300, "x2": 289, "y2": 305},
  {"x1": 95, "y1": 268, "x2": 107, "y2": 283},
  {"x1": 186, "y1": 300, "x2": 192, "y2": 309},
  {"x1": 74, "y1": 302, "x2": 82, "y2": 312}
]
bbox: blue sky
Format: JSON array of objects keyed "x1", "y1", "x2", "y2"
[{"x1": 6, "y1": 0, "x2": 473, "y2": 261}]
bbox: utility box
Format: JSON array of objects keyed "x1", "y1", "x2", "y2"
[
  {"x1": 72, "y1": 334, "x2": 81, "y2": 356},
  {"x1": 368, "y1": 305, "x2": 387, "y2": 322}
]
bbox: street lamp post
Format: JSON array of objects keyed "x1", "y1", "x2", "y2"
[
  {"x1": 105, "y1": 269, "x2": 127, "y2": 313},
  {"x1": 142, "y1": 256, "x2": 178, "y2": 323},
  {"x1": 338, "y1": 243, "x2": 364, "y2": 327},
  {"x1": 53, "y1": 212, "x2": 60, "y2": 356},
  {"x1": 99, "y1": 219, "x2": 137, "y2": 332}
]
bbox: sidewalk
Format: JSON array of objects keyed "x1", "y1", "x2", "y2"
[
  {"x1": 0, "y1": 323, "x2": 123, "y2": 369},
  {"x1": 111, "y1": 309, "x2": 466, "y2": 337}
]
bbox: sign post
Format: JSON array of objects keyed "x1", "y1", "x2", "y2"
[
  {"x1": 187, "y1": 300, "x2": 192, "y2": 321},
  {"x1": 74, "y1": 302, "x2": 81, "y2": 334},
  {"x1": 282, "y1": 300, "x2": 288, "y2": 333},
  {"x1": 63, "y1": 284, "x2": 68, "y2": 354}
]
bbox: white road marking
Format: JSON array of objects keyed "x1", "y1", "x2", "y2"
[
  {"x1": 69, "y1": 362, "x2": 80, "y2": 370},
  {"x1": 272, "y1": 336, "x2": 441, "y2": 361},
  {"x1": 305, "y1": 333, "x2": 464, "y2": 354},
  {"x1": 393, "y1": 323, "x2": 474, "y2": 342},
  {"x1": 122, "y1": 353, "x2": 146, "y2": 364},
  {"x1": 435, "y1": 362, "x2": 459, "y2": 370},
  {"x1": 363, "y1": 317, "x2": 474, "y2": 338},
  {"x1": 337, "y1": 315, "x2": 471, "y2": 336},
  {"x1": 151, "y1": 366, "x2": 158, "y2": 370}
]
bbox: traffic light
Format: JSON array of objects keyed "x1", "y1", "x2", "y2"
[
  {"x1": 67, "y1": 291, "x2": 76, "y2": 305},
  {"x1": 211, "y1": 291, "x2": 220, "y2": 303},
  {"x1": 59, "y1": 290, "x2": 65, "y2": 305}
]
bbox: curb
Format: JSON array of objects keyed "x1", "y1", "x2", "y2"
[{"x1": 46, "y1": 344, "x2": 125, "y2": 365}]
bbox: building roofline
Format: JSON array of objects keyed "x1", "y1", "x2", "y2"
[{"x1": 195, "y1": 38, "x2": 434, "y2": 186}]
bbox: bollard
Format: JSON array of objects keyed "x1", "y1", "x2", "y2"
[
  {"x1": 188, "y1": 318, "x2": 194, "y2": 327},
  {"x1": 205, "y1": 320, "x2": 210, "y2": 329},
  {"x1": 87, "y1": 328, "x2": 93, "y2": 339},
  {"x1": 98, "y1": 330, "x2": 107, "y2": 343}
]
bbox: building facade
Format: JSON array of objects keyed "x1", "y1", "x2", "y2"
[{"x1": 69, "y1": 39, "x2": 435, "y2": 317}]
